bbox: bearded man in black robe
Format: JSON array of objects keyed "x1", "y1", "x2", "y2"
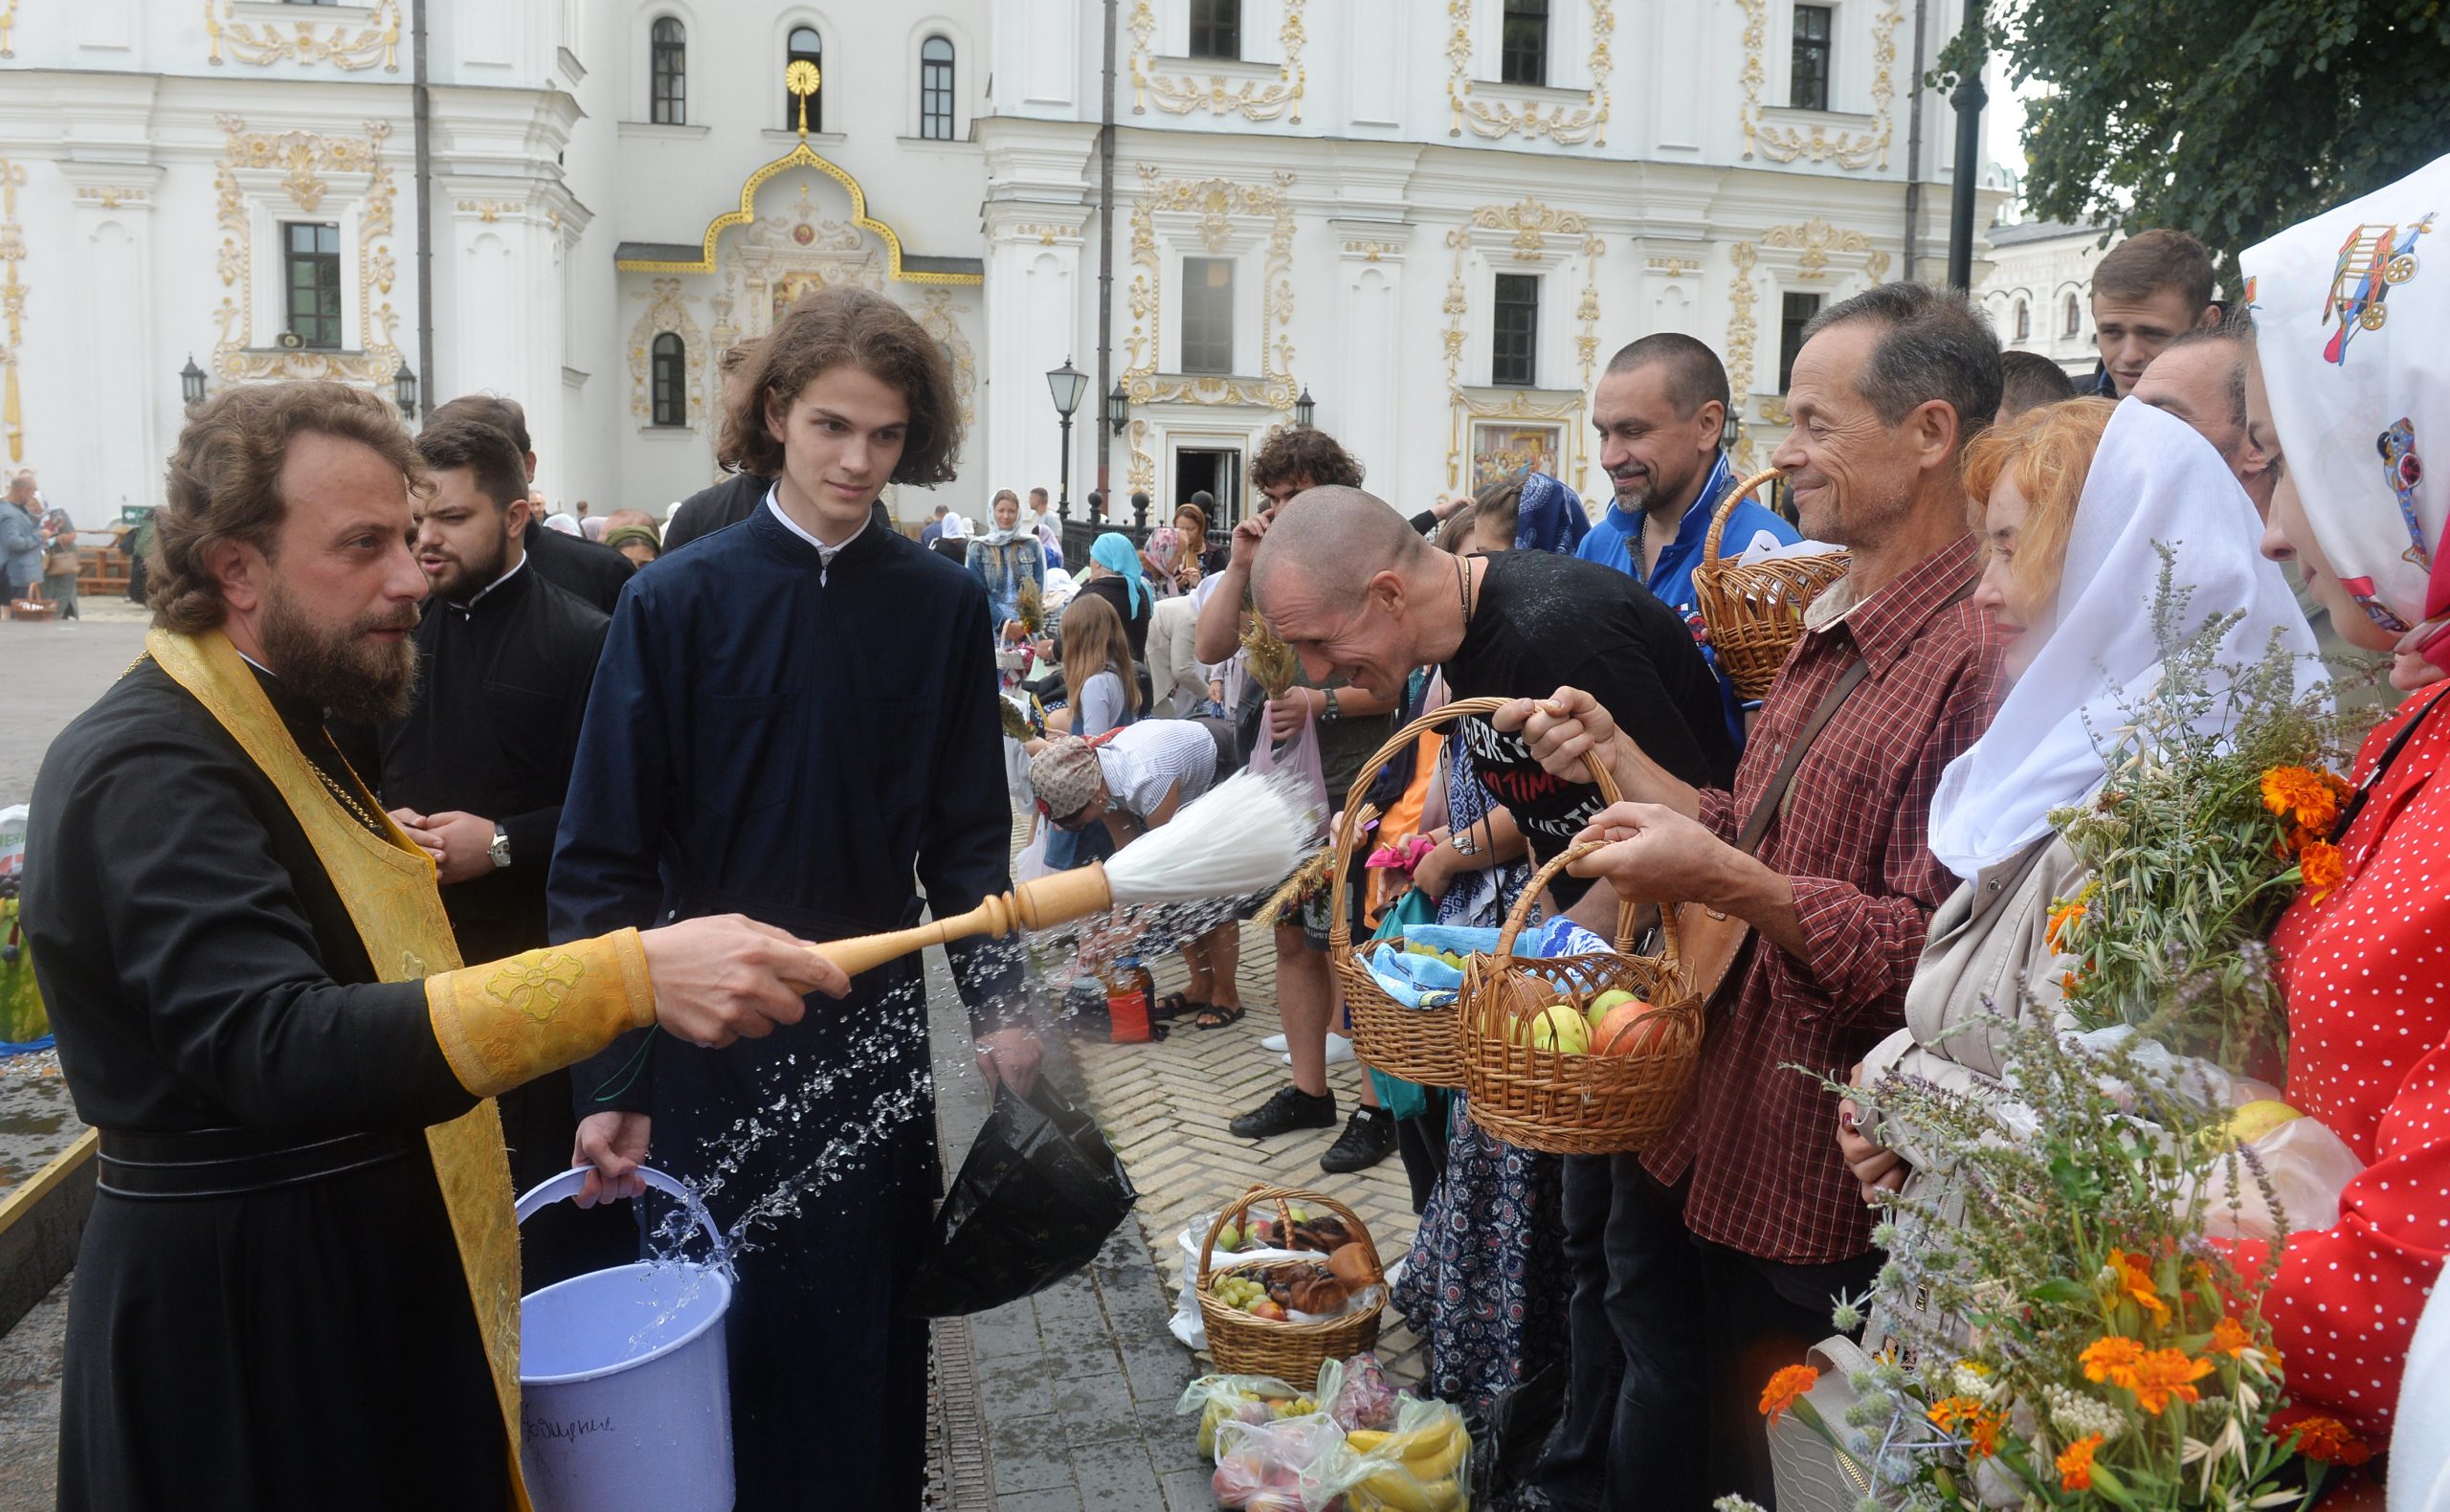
[{"x1": 24, "y1": 379, "x2": 842, "y2": 1512}]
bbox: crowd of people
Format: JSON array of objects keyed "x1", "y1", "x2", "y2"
[{"x1": 13, "y1": 141, "x2": 2449, "y2": 1511}]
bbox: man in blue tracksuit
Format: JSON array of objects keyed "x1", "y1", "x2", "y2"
[{"x1": 1577, "y1": 334, "x2": 1797, "y2": 748}]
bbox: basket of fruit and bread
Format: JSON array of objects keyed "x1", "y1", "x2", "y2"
[
  {"x1": 1459, "y1": 843, "x2": 1705, "y2": 1156},
  {"x1": 1196, "y1": 1185, "x2": 1386, "y2": 1381},
  {"x1": 1331, "y1": 696, "x2": 1620, "y2": 1089}
]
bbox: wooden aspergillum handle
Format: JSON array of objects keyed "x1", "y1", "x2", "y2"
[{"x1": 806, "y1": 863, "x2": 1114, "y2": 978}]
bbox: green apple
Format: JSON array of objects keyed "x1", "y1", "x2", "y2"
[
  {"x1": 1585, "y1": 989, "x2": 1638, "y2": 1032},
  {"x1": 1527, "y1": 1003, "x2": 1592, "y2": 1055}
]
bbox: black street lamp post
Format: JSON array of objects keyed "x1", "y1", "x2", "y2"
[
  {"x1": 179, "y1": 355, "x2": 207, "y2": 409},
  {"x1": 393, "y1": 362, "x2": 420, "y2": 421},
  {"x1": 1293, "y1": 386, "x2": 1316, "y2": 429},
  {"x1": 1046, "y1": 356, "x2": 1088, "y2": 519}
]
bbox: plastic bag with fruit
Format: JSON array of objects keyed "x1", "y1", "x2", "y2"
[
  {"x1": 1210, "y1": 1412, "x2": 1347, "y2": 1511},
  {"x1": 1178, "y1": 1374, "x2": 1306, "y2": 1460},
  {"x1": 2182, "y1": 1088, "x2": 2364, "y2": 1240},
  {"x1": 1313, "y1": 1397, "x2": 1473, "y2": 1512}
]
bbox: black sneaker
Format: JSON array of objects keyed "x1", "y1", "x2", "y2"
[
  {"x1": 1319, "y1": 1106, "x2": 1396, "y2": 1173},
  {"x1": 1230, "y1": 1084, "x2": 1338, "y2": 1140}
]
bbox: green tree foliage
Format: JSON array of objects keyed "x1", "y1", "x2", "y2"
[{"x1": 1949, "y1": 1, "x2": 2446, "y2": 279}]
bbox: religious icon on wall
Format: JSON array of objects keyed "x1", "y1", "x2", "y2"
[
  {"x1": 1471, "y1": 422, "x2": 1561, "y2": 488},
  {"x1": 772, "y1": 269, "x2": 833, "y2": 321}
]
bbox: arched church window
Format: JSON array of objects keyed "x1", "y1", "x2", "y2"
[
  {"x1": 650, "y1": 17, "x2": 685, "y2": 125},
  {"x1": 786, "y1": 26, "x2": 822, "y2": 132},
  {"x1": 651, "y1": 333, "x2": 687, "y2": 427},
  {"x1": 921, "y1": 36, "x2": 956, "y2": 141}
]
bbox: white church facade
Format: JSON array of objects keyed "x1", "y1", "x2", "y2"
[{"x1": 0, "y1": 0, "x2": 2001, "y2": 532}]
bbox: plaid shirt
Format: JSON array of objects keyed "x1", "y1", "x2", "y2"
[{"x1": 1644, "y1": 534, "x2": 2002, "y2": 1264}]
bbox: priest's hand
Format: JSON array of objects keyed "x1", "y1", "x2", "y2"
[
  {"x1": 976, "y1": 1027, "x2": 1042, "y2": 1098},
  {"x1": 639, "y1": 914, "x2": 847, "y2": 1047},
  {"x1": 573, "y1": 1111, "x2": 650, "y2": 1208}
]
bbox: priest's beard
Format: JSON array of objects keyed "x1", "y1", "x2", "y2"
[{"x1": 260, "y1": 581, "x2": 420, "y2": 725}]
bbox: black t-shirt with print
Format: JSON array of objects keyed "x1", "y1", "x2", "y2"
[{"x1": 1441, "y1": 549, "x2": 1736, "y2": 893}]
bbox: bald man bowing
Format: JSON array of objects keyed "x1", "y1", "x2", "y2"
[{"x1": 1250, "y1": 485, "x2": 1733, "y2": 911}]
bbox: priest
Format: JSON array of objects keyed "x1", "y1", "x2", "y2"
[{"x1": 22, "y1": 379, "x2": 842, "y2": 1512}]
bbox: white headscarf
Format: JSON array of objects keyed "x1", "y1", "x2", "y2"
[
  {"x1": 1927, "y1": 400, "x2": 2318, "y2": 879},
  {"x1": 2240, "y1": 151, "x2": 2449, "y2": 651},
  {"x1": 940, "y1": 510, "x2": 969, "y2": 541},
  {"x1": 541, "y1": 514, "x2": 582, "y2": 536}
]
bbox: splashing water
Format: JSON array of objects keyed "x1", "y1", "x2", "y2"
[
  {"x1": 1102, "y1": 768, "x2": 1316, "y2": 905},
  {"x1": 603, "y1": 775, "x2": 1307, "y2": 1345}
]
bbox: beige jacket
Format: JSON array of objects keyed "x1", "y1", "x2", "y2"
[{"x1": 1857, "y1": 834, "x2": 2085, "y2": 1177}]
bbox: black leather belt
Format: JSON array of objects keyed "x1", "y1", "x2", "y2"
[{"x1": 97, "y1": 1125, "x2": 421, "y2": 1200}]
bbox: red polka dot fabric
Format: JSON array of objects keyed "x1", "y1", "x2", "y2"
[{"x1": 2234, "y1": 684, "x2": 2450, "y2": 1446}]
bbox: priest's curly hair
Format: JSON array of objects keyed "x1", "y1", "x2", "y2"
[
  {"x1": 717, "y1": 286, "x2": 963, "y2": 487},
  {"x1": 151, "y1": 381, "x2": 425, "y2": 634}
]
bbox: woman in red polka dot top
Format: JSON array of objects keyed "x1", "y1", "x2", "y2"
[{"x1": 2239, "y1": 154, "x2": 2450, "y2": 1454}]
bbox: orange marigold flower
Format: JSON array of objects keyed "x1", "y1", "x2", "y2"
[
  {"x1": 2299, "y1": 839, "x2": 2347, "y2": 902},
  {"x1": 2107, "y1": 1249, "x2": 2173, "y2": 1326},
  {"x1": 2046, "y1": 899, "x2": 2087, "y2": 952},
  {"x1": 2081, "y1": 1336, "x2": 2146, "y2": 1390},
  {"x1": 2057, "y1": 1434, "x2": 2104, "y2": 1491},
  {"x1": 2208, "y1": 1316, "x2": 2257, "y2": 1357},
  {"x1": 1758, "y1": 1364, "x2": 1817, "y2": 1419},
  {"x1": 1964, "y1": 1409, "x2": 2002, "y2": 1459},
  {"x1": 2262, "y1": 766, "x2": 2335, "y2": 826},
  {"x1": 2128, "y1": 1348, "x2": 2216, "y2": 1414},
  {"x1": 2288, "y1": 1415, "x2": 2373, "y2": 1466},
  {"x1": 1926, "y1": 1395, "x2": 1980, "y2": 1431}
]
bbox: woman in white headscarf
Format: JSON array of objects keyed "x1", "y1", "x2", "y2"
[
  {"x1": 1832, "y1": 393, "x2": 2314, "y2": 1223},
  {"x1": 2230, "y1": 149, "x2": 2450, "y2": 1461},
  {"x1": 966, "y1": 488, "x2": 1046, "y2": 632}
]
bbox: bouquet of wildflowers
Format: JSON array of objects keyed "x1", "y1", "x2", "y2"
[
  {"x1": 1750, "y1": 1019, "x2": 2370, "y2": 1512},
  {"x1": 2047, "y1": 561, "x2": 2353, "y2": 1072}
]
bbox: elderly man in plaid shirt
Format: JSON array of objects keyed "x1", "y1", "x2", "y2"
[{"x1": 1504, "y1": 283, "x2": 2007, "y2": 1511}]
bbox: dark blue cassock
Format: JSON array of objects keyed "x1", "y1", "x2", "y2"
[{"x1": 550, "y1": 500, "x2": 1022, "y2": 1510}]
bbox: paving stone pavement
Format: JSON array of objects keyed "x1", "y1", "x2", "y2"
[{"x1": 934, "y1": 901, "x2": 1430, "y2": 1510}]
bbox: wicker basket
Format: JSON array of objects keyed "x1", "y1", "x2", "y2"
[
  {"x1": 1459, "y1": 845, "x2": 1706, "y2": 1156},
  {"x1": 1689, "y1": 468, "x2": 1850, "y2": 700},
  {"x1": 1195, "y1": 1184, "x2": 1385, "y2": 1379},
  {"x1": 1328, "y1": 696, "x2": 1616, "y2": 1089}
]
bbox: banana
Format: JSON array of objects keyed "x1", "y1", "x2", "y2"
[
  {"x1": 1351, "y1": 1469, "x2": 1468, "y2": 1512},
  {"x1": 1346, "y1": 1429, "x2": 1392, "y2": 1454},
  {"x1": 1401, "y1": 1429, "x2": 1465, "y2": 1481}
]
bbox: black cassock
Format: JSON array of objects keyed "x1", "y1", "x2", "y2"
[
  {"x1": 368, "y1": 559, "x2": 630, "y2": 1291},
  {"x1": 523, "y1": 515, "x2": 635, "y2": 614},
  {"x1": 24, "y1": 659, "x2": 504, "y2": 1512},
  {"x1": 552, "y1": 500, "x2": 1022, "y2": 1510}
]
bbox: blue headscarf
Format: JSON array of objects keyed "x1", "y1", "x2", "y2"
[
  {"x1": 1514, "y1": 472, "x2": 1592, "y2": 556},
  {"x1": 1090, "y1": 532, "x2": 1148, "y2": 615}
]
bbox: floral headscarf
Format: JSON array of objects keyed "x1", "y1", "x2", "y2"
[
  {"x1": 1513, "y1": 471, "x2": 1592, "y2": 556},
  {"x1": 2241, "y1": 150, "x2": 2450, "y2": 664}
]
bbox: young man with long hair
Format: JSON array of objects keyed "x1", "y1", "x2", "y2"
[{"x1": 552, "y1": 286, "x2": 1038, "y2": 1508}]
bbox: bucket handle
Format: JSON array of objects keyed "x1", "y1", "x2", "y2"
[{"x1": 514, "y1": 1164, "x2": 728, "y2": 1269}]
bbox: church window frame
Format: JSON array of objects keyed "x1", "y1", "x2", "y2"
[
  {"x1": 920, "y1": 36, "x2": 956, "y2": 141},
  {"x1": 650, "y1": 17, "x2": 687, "y2": 125},
  {"x1": 786, "y1": 26, "x2": 823, "y2": 132},
  {"x1": 651, "y1": 333, "x2": 688, "y2": 428}
]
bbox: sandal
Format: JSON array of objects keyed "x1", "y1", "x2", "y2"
[
  {"x1": 1192, "y1": 1002, "x2": 1247, "y2": 1031},
  {"x1": 1151, "y1": 992, "x2": 1197, "y2": 1022}
]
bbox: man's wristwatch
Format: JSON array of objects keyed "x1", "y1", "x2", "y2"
[
  {"x1": 1321, "y1": 688, "x2": 1342, "y2": 722},
  {"x1": 488, "y1": 823, "x2": 512, "y2": 870}
]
